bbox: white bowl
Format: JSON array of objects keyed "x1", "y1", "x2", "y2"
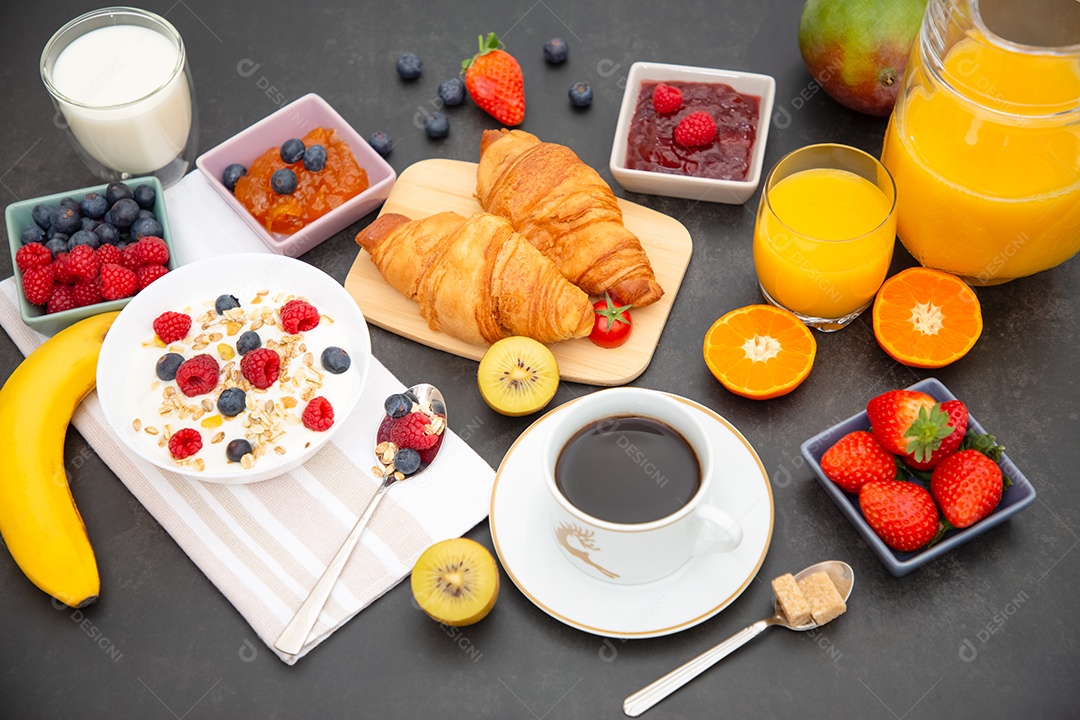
[
  {"x1": 609, "y1": 62, "x2": 775, "y2": 205},
  {"x1": 97, "y1": 254, "x2": 371, "y2": 484}
]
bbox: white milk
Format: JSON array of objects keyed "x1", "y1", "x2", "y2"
[{"x1": 50, "y1": 24, "x2": 192, "y2": 174}]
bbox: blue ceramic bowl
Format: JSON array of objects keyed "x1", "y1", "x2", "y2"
[{"x1": 801, "y1": 378, "x2": 1036, "y2": 577}]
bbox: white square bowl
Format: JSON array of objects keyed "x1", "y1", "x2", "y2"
[{"x1": 609, "y1": 62, "x2": 775, "y2": 205}]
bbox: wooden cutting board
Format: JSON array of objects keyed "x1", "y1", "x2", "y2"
[{"x1": 344, "y1": 159, "x2": 692, "y2": 386}]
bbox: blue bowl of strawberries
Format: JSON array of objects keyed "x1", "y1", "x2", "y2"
[{"x1": 801, "y1": 378, "x2": 1036, "y2": 577}]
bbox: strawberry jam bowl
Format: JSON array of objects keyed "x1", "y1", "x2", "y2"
[
  {"x1": 97, "y1": 253, "x2": 371, "y2": 484},
  {"x1": 609, "y1": 62, "x2": 775, "y2": 205}
]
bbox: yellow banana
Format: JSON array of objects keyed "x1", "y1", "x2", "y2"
[{"x1": 0, "y1": 311, "x2": 119, "y2": 607}]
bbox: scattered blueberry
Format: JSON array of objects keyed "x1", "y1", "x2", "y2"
[
  {"x1": 226, "y1": 438, "x2": 253, "y2": 463},
  {"x1": 270, "y1": 168, "x2": 297, "y2": 195},
  {"x1": 222, "y1": 163, "x2": 247, "y2": 192},
  {"x1": 303, "y1": 144, "x2": 327, "y2": 172},
  {"x1": 59, "y1": 197, "x2": 81, "y2": 213},
  {"x1": 543, "y1": 38, "x2": 568, "y2": 64},
  {"x1": 20, "y1": 225, "x2": 45, "y2": 245},
  {"x1": 236, "y1": 330, "x2": 261, "y2": 355},
  {"x1": 50, "y1": 206, "x2": 81, "y2": 235},
  {"x1": 68, "y1": 230, "x2": 100, "y2": 250},
  {"x1": 137, "y1": 209, "x2": 155, "y2": 220},
  {"x1": 81, "y1": 192, "x2": 108, "y2": 219},
  {"x1": 280, "y1": 138, "x2": 306, "y2": 164},
  {"x1": 320, "y1": 346, "x2": 351, "y2": 374},
  {"x1": 396, "y1": 52, "x2": 422, "y2": 80},
  {"x1": 47, "y1": 231, "x2": 69, "y2": 245},
  {"x1": 425, "y1": 111, "x2": 450, "y2": 139},
  {"x1": 217, "y1": 387, "x2": 247, "y2": 417},
  {"x1": 94, "y1": 222, "x2": 120, "y2": 245},
  {"x1": 80, "y1": 217, "x2": 98, "y2": 232},
  {"x1": 215, "y1": 294, "x2": 240, "y2": 314},
  {"x1": 31, "y1": 204, "x2": 52, "y2": 230},
  {"x1": 438, "y1": 78, "x2": 466, "y2": 106},
  {"x1": 155, "y1": 352, "x2": 185, "y2": 381},
  {"x1": 105, "y1": 182, "x2": 133, "y2": 206},
  {"x1": 394, "y1": 447, "x2": 421, "y2": 476},
  {"x1": 569, "y1": 82, "x2": 593, "y2": 107},
  {"x1": 108, "y1": 198, "x2": 140, "y2": 229},
  {"x1": 44, "y1": 238, "x2": 67, "y2": 257},
  {"x1": 133, "y1": 184, "x2": 156, "y2": 209},
  {"x1": 130, "y1": 216, "x2": 164, "y2": 240},
  {"x1": 368, "y1": 131, "x2": 393, "y2": 157},
  {"x1": 384, "y1": 393, "x2": 413, "y2": 419}
]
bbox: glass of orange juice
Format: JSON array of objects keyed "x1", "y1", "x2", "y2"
[{"x1": 753, "y1": 144, "x2": 896, "y2": 332}]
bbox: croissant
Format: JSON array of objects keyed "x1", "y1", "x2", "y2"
[
  {"x1": 356, "y1": 211, "x2": 593, "y2": 346},
  {"x1": 476, "y1": 129, "x2": 664, "y2": 307}
]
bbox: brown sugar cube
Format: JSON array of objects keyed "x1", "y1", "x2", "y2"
[
  {"x1": 771, "y1": 573, "x2": 812, "y2": 626},
  {"x1": 798, "y1": 571, "x2": 847, "y2": 626}
]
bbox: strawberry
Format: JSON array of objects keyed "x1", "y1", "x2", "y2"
[
  {"x1": 930, "y1": 449, "x2": 1004, "y2": 528},
  {"x1": 859, "y1": 480, "x2": 940, "y2": 552},
  {"x1": 820, "y1": 431, "x2": 899, "y2": 494},
  {"x1": 905, "y1": 399, "x2": 968, "y2": 470},
  {"x1": 463, "y1": 32, "x2": 525, "y2": 126},
  {"x1": 867, "y1": 390, "x2": 961, "y2": 467}
]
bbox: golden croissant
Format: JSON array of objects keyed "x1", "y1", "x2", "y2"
[
  {"x1": 356, "y1": 211, "x2": 593, "y2": 346},
  {"x1": 477, "y1": 129, "x2": 664, "y2": 307}
]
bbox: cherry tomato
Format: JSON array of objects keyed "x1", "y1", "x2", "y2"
[{"x1": 589, "y1": 293, "x2": 632, "y2": 348}]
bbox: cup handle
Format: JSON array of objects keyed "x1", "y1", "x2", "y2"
[{"x1": 693, "y1": 504, "x2": 744, "y2": 554}]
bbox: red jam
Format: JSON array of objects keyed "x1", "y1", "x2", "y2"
[{"x1": 624, "y1": 81, "x2": 759, "y2": 181}]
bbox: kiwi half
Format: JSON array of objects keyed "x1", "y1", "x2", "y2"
[
  {"x1": 477, "y1": 336, "x2": 560, "y2": 416},
  {"x1": 411, "y1": 538, "x2": 500, "y2": 626}
]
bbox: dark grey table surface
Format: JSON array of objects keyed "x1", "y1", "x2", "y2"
[{"x1": 2, "y1": 1, "x2": 1078, "y2": 718}]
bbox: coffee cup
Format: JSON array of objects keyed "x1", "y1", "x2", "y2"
[{"x1": 542, "y1": 388, "x2": 743, "y2": 584}]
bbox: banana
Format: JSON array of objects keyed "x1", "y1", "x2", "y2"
[{"x1": 0, "y1": 311, "x2": 119, "y2": 608}]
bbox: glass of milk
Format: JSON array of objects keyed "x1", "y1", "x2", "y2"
[{"x1": 40, "y1": 7, "x2": 198, "y2": 188}]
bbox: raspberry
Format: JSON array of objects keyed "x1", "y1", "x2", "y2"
[
  {"x1": 21, "y1": 265, "x2": 55, "y2": 305},
  {"x1": 390, "y1": 412, "x2": 440, "y2": 450},
  {"x1": 96, "y1": 244, "x2": 121, "y2": 265},
  {"x1": 240, "y1": 347, "x2": 280, "y2": 389},
  {"x1": 136, "y1": 264, "x2": 169, "y2": 290},
  {"x1": 417, "y1": 432, "x2": 444, "y2": 465},
  {"x1": 15, "y1": 242, "x2": 52, "y2": 272},
  {"x1": 168, "y1": 428, "x2": 203, "y2": 459},
  {"x1": 72, "y1": 280, "x2": 104, "y2": 308},
  {"x1": 100, "y1": 263, "x2": 138, "y2": 300},
  {"x1": 280, "y1": 299, "x2": 320, "y2": 334},
  {"x1": 301, "y1": 396, "x2": 335, "y2": 431},
  {"x1": 66, "y1": 244, "x2": 100, "y2": 283},
  {"x1": 652, "y1": 83, "x2": 683, "y2": 114},
  {"x1": 132, "y1": 237, "x2": 169, "y2": 266},
  {"x1": 153, "y1": 311, "x2": 191, "y2": 344},
  {"x1": 53, "y1": 252, "x2": 78, "y2": 285},
  {"x1": 175, "y1": 354, "x2": 220, "y2": 397},
  {"x1": 673, "y1": 111, "x2": 717, "y2": 147},
  {"x1": 47, "y1": 285, "x2": 76, "y2": 314},
  {"x1": 119, "y1": 244, "x2": 143, "y2": 270}
]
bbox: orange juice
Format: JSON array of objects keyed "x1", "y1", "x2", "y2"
[{"x1": 754, "y1": 167, "x2": 895, "y2": 321}]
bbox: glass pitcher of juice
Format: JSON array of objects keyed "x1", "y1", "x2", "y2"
[{"x1": 881, "y1": 0, "x2": 1080, "y2": 285}]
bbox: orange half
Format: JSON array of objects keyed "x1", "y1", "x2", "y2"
[
  {"x1": 702, "y1": 305, "x2": 817, "y2": 400},
  {"x1": 872, "y1": 267, "x2": 982, "y2": 368}
]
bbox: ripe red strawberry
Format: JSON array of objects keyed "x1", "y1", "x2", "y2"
[
  {"x1": 463, "y1": 32, "x2": 525, "y2": 126},
  {"x1": 240, "y1": 347, "x2": 280, "y2": 389},
  {"x1": 859, "y1": 480, "x2": 940, "y2": 552},
  {"x1": 652, "y1": 83, "x2": 683, "y2": 114},
  {"x1": 66, "y1": 244, "x2": 101, "y2": 283},
  {"x1": 132, "y1": 237, "x2": 169, "y2": 266},
  {"x1": 673, "y1": 111, "x2": 717, "y2": 147},
  {"x1": 21, "y1": 265, "x2": 55, "y2": 305},
  {"x1": 930, "y1": 449, "x2": 1004, "y2": 528},
  {"x1": 15, "y1": 242, "x2": 52, "y2": 272},
  {"x1": 175, "y1": 354, "x2": 220, "y2": 397},
  {"x1": 866, "y1": 389, "x2": 938, "y2": 456},
  {"x1": 390, "y1": 412, "x2": 440, "y2": 450},
  {"x1": 820, "y1": 431, "x2": 898, "y2": 494},
  {"x1": 47, "y1": 285, "x2": 76, "y2": 314},
  {"x1": 72, "y1": 280, "x2": 104, "y2": 308},
  {"x1": 905, "y1": 399, "x2": 968, "y2": 470},
  {"x1": 153, "y1": 311, "x2": 191, "y2": 344},
  {"x1": 96, "y1": 243, "x2": 121, "y2": 265},
  {"x1": 279, "y1": 299, "x2": 320, "y2": 334},
  {"x1": 100, "y1": 263, "x2": 138, "y2": 300},
  {"x1": 301, "y1": 396, "x2": 335, "y2": 431},
  {"x1": 168, "y1": 428, "x2": 203, "y2": 459}
]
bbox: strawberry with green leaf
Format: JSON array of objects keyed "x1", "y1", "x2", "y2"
[
  {"x1": 866, "y1": 390, "x2": 967, "y2": 470},
  {"x1": 463, "y1": 32, "x2": 525, "y2": 126}
]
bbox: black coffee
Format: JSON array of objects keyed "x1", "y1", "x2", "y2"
[{"x1": 555, "y1": 415, "x2": 701, "y2": 524}]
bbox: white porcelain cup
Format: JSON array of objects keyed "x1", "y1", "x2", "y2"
[{"x1": 542, "y1": 388, "x2": 744, "y2": 584}]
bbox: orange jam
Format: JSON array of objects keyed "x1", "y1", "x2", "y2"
[{"x1": 234, "y1": 127, "x2": 369, "y2": 235}]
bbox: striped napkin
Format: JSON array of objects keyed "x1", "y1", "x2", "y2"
[{"x1": 0, "y1": 172, "x2": 495, "y2": 664}]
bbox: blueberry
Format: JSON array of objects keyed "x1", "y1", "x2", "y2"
[
  {"x1": 137, "y1": 209, "x2": 155, "y2": 220},
  {"x1": 59, "y1": 197, "x2": 81, "y2": 213},
  {"x1": 80, "y1": 217, "x2": 98, "y2": 233},
  {"x1": 438, "y1": 78, "x2": 466, "y2": 107},
  {"x1": 81, "y1": 192, "x2": 108, "y2": 219},
  {"x1": 568, "y1": 81, "x2": 593, "y2": 107},
  {"x1": 217, "y1": 387, "x2": 247, "y2": 417},
  {"x1": 320, "y1": 346, "x2": 351, "y2": 374},
  {"x1": 396, "y1": 53, "x2": 422, "y2": 80},
  {"x1": 48, "y1": 232, "x2": 69, "y2": 245},
  {"x1": 221, "y1": 163, "x2": 247, "y2": 192},
  {"x1": 32, "y1": 204, "x2": 52, "y2": 230},
  {"x1": 543, "y1": 38, "x2": 568, "y2": 64},
  {"x1": 130, "y1": 216, "x2": 163, "y2": 240},
  {"x1": 114, "y1": 240, "x2": 128, "y2": 251},
  {"x1": 303, "y1": 144, "x2": 327, "y2": 172},
  {"x1": 44, "y1": 238, "x2": 66, "y2": 257},
  {"x1": 155, "y1": 352, "x2": 185, "y2": 381},
  {"x1": 279, "y1": 138, "x2": 306, "y2": 164},
  {"x1": 236, "y1": 330, "x2": 261, "y2": 355},
  {"x1": 94, "y1": 222, "x2": 120, "y2": 245},
  {"x1": 133, "y1": 184, "x2": 156, "y2": 209},
  {"x1": 425, "y1": 111, "x2": 450, "y2": 139},
  {"x1": 226, "y1": 438, "x2": 253, "y2": 463},
  {"x1": 215, "y1": 294, "x2": 240, "y2": 314},
  {"x1": 270, "y1": 168, "x2": 297, "y2": 195},
  {"x1": 50, "y1": 205, "x2": 81, "y2": 235},
  {"x1": 68, "y1": 230, "x2": 100, "y2": 250},
  {"x1": 108, "y1": 198, "x2": 140, "y2": 229},
  {"x1": 105, "y1": 182, "x2": 133, "y2": 206},
  {"x1": 394, "y1": 447, "x2": 422, "y2": 475},
  {"x1": 384, "y1": 393, "x2": 413, "y2": 419},
  {"x1": 368, "y1": 131, "x2": 393, "y2": 157},
  {"x1": 402, "y1": 389, "x2": 419, "y2": 404},
  {"x1": 20, "y1": 225, "x2": 45, "y2": 245}
]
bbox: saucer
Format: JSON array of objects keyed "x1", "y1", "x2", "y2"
[{"x1": 490, "y1": 393, "x2": 773, "y2": 638}]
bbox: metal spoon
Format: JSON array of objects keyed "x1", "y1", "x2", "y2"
[
  {"x1": 623, "y1": 560, "x2": 854, "y2": 717},
  {"x1": 274, "y1": 384, "x2": 446, "y2": 655}
]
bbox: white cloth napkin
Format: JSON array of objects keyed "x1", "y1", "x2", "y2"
[{"x1": 0, "y1": 172, "x2": 495, "y2": 664}]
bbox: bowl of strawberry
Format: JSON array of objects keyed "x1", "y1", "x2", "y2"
[{"x1": 801, "y1": 378, "x2": 1036, "y2": 577}]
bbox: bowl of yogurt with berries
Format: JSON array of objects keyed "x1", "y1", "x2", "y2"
[{"x1": 97, "y1": 253, "x2": 370, "y2": 484}]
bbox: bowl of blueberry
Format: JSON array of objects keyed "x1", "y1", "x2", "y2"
[{"x1": 5, "y1": 177, "x2": 177, "y2": 335}]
